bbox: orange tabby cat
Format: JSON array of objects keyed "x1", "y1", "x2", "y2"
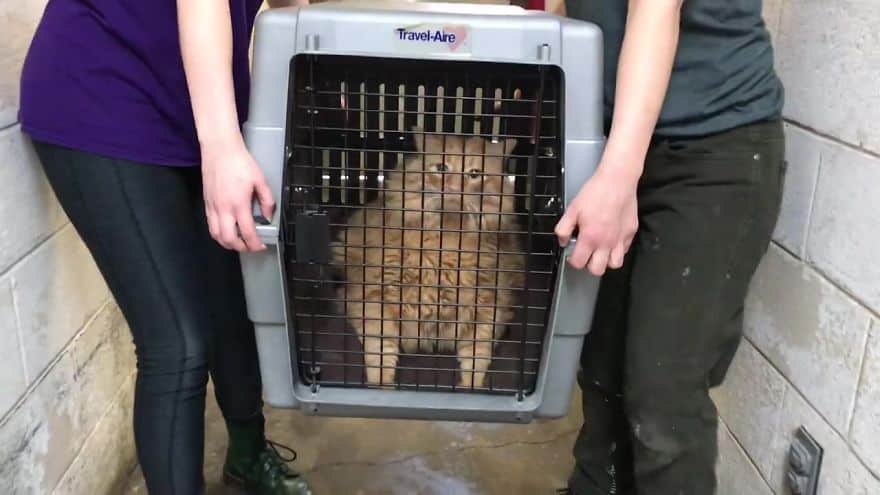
[{"x1": 332, "y1": 131, "x2": 525, "y2": 389}]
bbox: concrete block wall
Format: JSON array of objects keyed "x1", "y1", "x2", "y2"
[
  {"x1": 713, "y1": 0, "x2": 880, "y2": 493},
  {"x1": 3, "y1": 1, "x2": 878, "y2": 494},
  {"x1": 0, "y1": 1, "x2": 137, "y2": 494}
]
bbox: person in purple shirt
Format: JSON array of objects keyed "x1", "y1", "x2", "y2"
[{"x1": 20, "y1": 1, "x2": 312, "y2": 494}]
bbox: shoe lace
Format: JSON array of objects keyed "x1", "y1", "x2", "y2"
[
  {"x1": 266, "y1": 439, "x2": 298, "y2": 463},
  {"x1": 257, "y1": 439, "x2": 301, "y2": 483}
]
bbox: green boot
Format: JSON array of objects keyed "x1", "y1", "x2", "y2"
[{"x1": 223, "y1": 417, "x2": 313, "y2": 495}]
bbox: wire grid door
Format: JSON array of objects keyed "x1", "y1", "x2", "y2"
[{"x1": 282, "y1": 54, "x2": 563, "y2": 399}]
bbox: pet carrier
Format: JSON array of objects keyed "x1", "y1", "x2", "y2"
[{"x1": 240, "y1": 1, "x2": 604, "y2": 423}]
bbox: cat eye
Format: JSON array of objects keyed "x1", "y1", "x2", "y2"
[{"x1": 435, "y1": 163, "x2": 449, "y2": 173}]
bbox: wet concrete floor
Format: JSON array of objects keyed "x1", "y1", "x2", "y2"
[{"x1": 124, "y1": 386, "x2": 582, "y2": 495}]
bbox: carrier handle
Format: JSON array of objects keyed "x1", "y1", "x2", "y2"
[
  {"x1": 255, "y1": 223, "x2": 280, "y2": 246},
  {"x1": 253, "y1": 210, "x2": 272, "y2": 226},
  {"x1": 564, "y1": 238, "x2": 578, "y2": 257}
]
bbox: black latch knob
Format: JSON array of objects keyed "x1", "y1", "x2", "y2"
[{"x1": 295, "y1": 209, "x2": 330, "y2": 264}]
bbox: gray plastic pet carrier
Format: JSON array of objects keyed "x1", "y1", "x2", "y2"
[{"x1": 240, "y1": 1, "x2": 604, "y2": 423}]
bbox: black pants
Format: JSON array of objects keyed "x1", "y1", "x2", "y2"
[
  {"x1": 569, "y1": 120, "x2": 786, "y2": 495},
  {"x1": 33, "y1": 142, "x2": 263, "y2": 495}
]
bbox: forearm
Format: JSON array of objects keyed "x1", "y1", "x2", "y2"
[
  {"x1": 600, "y1": 0, "x2": 683, "y2": 181},
  {"x1": 177, "y1": 0, "x2": 242, "y2": 153}
]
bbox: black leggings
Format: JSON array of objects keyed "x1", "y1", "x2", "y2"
[{"x1": 33, "y1": 142, "x2": 263, "y2": 495}]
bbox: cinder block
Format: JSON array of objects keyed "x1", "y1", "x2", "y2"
[
  {"x1": 0, "y1": 353, "x2": 81, "y2": 495},
  {"x1": 53, "y1": 375, "x2": 136, "y2": 495},
  {"x1": 773, "y1": 124, "x2": 821, "y2": 257},
  {"x1": 850, "y1": 322, "x2": 880, "y2": 477},
  {"x1": 0, "y1": 0, "x2": 49, "y2": 127},
  {"x1": 0, "y1": 126, "x2": 67, "y2": 273},
  {"x1": 776, "y1": 0, "x2": 880, "y2": 154},
  {"x1": 0, "y1": 276, "x2": 26, "y2": 419},
  {"x1": 769, "y1": 387, "x2": 880, "y2": 495},
  {"x1": 0, "y1": 322, "x2": 134, "y2": 495},
  {"x1": 12, "y1": 225, "x2": 109, "y2": 382},
  {"x1": 70, "y1": 301, "x2": 134, "y2": 439},
  {"x1": 716, "y1": 421, "x2": 774, "y2": 495},
  {"x1": 806, "y1": 140, "x2": 880, "y2": 312},
  {"x1": 745, "y1": 244, "x2": 871, "y2": 434},
  {"x1": 711, "y1": 339, "x2": 786, "y2": 480}
]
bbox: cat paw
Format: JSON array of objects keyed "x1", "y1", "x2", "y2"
[
  {"x1": 458, "y1": 372, "x2": 485, "y2": 390},
  {"x1": 381, "y1": 368, "x2": 397, "y2": 387},
  {"x1": 365, "y1": 367, "x2": 382, "y2": 386},
  {"x1": 365, "y1": 366, "x2": 397, "y2": 388}
]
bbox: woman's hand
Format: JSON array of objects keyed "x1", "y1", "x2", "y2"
[
  {"x1": 201, "y1": 140, "x2": 275, "y2": 252},
  {"x1": 178, "y1": 0, "x2": 276, "y2": 252},
  {"x1": 555, "y1": 164, "x2": 639, "y2": 276}
]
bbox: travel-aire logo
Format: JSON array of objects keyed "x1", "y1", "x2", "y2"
[{"x1": 393, "y1": 24, "x2": 471, "y2": 54}]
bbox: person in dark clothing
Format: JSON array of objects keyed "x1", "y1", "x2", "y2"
[
  {"x1": 20, "y1": 1, "x2": 312, "y2": 494},
  {"x1": 554, "y1": 1, "x2": 785, "y2": 494}
]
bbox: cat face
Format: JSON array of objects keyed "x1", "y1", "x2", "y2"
[{"x1": 403, "y1": 132, "x2": 517, "y2": 214}]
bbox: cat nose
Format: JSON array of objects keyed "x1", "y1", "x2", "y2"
[{"x1": 443, "y1": 175, "x2": 462, "y2": 192}]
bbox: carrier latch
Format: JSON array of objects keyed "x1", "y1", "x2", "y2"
[{"x1": 294, "y1": 209, "x2": 330, "y2": 264}]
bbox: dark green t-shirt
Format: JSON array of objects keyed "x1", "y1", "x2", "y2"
[{"x1": 565, "y1": 0, "x2": 784, "y2": 137}]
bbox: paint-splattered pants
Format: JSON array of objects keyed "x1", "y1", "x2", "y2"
[{"x1": 569, "y1": 119, "x2": 786, "y2": 495}]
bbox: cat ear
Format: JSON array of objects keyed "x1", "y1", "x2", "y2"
[
  {"x1": 502, "y1": 138, "x2": 517, "y2": 157},
  {"x1": 410, "y1": 126, "x2": 425, "y2": 152},
  {"x1": 476, "y1": 137, "x2": 517, "y2": 157},
  {"x1": 411, "y1": 126, "x2": 441, "y2": 153}
]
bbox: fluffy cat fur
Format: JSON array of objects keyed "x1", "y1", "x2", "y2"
[{"x1": 331, "y1": 131, "x2": 525, "y2": 388}]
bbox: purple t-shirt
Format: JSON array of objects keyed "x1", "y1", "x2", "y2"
[{"x1": 19, "y1": 0, "x2": 264, "y2": 166}]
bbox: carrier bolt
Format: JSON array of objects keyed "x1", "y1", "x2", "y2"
[
  {"x1": 538, "y1": 43, "x2": 551, "y2": 61},
  {"x1": 306, "y1": 366, "x2": 322, "y2": 387},
  {"x1": 305, "y1": 34, "x2": 319, "y2": 51}
]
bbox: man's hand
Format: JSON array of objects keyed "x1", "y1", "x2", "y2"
[
  {"x1": 201, "y1": 140, "x2": 275, "y2": 252},
  {"x1": 554, "y1": 0, "x2": 684, "y2": 276},
  {"x1": 555, "y1": 165, "x2": 639, "y2": 276}
]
